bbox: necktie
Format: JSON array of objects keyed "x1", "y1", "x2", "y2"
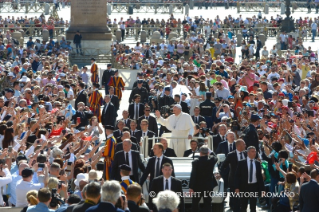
[
  {"x1": 222, "y1": 136, "x2": 225, "y2": 141},
  {"x1": 155, "y1": 158, "x2": 160, "y2": 177},
  {"x1": 143, "y1": 132, "x2": 146, "y2": 137},
  {"x1": 196, "y1": 116, "x2": 198, "y2": 123},
  {"x1": 192, "y1": 151, "x2": 195, "y2": 159},
  {"x1": 249, "y1": 160, "x2": 253, "y2": 183},
  {"x1": 229, "y1": 144, "x2": 233, "y2": 152},
  {"x1": 126, "y1": 152, "x2": 129, "y2": 166},
  {"x1": 240, "y1": 152, "x2": 243, "y2": 160},
  {"x1": 125, "y1": 119, "x2": 127, "y2": 125},
  {"x1": 165, "y1": 179, "x2": 169, "y2": 190},
  {"x1": 135, "y1": 104, "x2": 138, "y2": 119},
  {"x1": 146, "y1": 116, "x2": 148, "y2": 120}
]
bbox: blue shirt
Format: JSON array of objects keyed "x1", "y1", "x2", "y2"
[
  {"x1": 168, "y1": 44, "x2": 175, "y2": 53},
  {"x1": 26, "y1": 202, "x2": 55, "y2": 212},
  {"x1": 215, "y1": 70, "x2": 229, "y2": 79}
]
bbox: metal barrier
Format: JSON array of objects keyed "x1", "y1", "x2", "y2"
[
  {"x1": 0, "y1": 2, "x2": 57, "y2": 14},
  {"x1": 111, "y1": 2, "x2": 184, "y2": 13},
  {"x1": 0, "y1": 25, "x2": 66, "y2": 38},
  {"x1": 140, "y1": 136, "x2": 213, "y2": 158}
]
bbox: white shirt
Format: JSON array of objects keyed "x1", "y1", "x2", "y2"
[
  {"x1": 124, "y1": 150, "x2": 133, "y2": 174},
  {"x1": 163, "y1": 176, "x2": 171, "y2": 190},
  {"x1": 0, "y1": 168, "x2": 12, "y2": 206},
  {"x1": 247, "y1": 158, "x2": 257, "y2": 184},
  {"x1": 142, "y1": 130, "x2": 148, "y2": 137},
  {"x1": 311, "y1": 22, "x2": 317, "y2": 30},
  {"x1": 280, "y1": 34, "x2": 288, "y2": 42},
  {"x1": 15, "y1": 180, "x2": 44, "y2": 207},
  {"x1": 67, "y1": 89, "x2": 74, "y2": 99},
  {"x1": 154, "y1": 154, "x2": 164, "y2": 176},
  {"x1": 236, "y1": 149, "x2": 245, "y2": 161}
]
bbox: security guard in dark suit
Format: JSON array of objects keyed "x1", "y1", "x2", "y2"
[
  {"x1": 242, "y1": 114, "x2": 261, "y2": 155},
  {"x1": 199, "y1": 92, "x2": 215, "y2": 129},
  {"x1": 158, "y1": 87, "x2": 174, "y2": 110},
  {"x1": 129, "y1": 80, "x2": 149, "y2": 103}
]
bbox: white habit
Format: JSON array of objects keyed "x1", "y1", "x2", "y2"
[{"x1": 157, "y1": 112, "x2": 195, "y2": 157}]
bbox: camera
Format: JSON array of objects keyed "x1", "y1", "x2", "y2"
[
  {"x1": 49, "y1": 188, "x2": 64, "y2": 208},
  {"x1": 160, "y1": 105, "x2": 172, "y2": 117}
]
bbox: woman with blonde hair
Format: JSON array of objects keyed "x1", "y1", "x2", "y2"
[
  {"x1": 21, "y1": 190, "x2": 38, "y2": 212},
  {"x1": 72, "y1": 64, "x2": 79, "y2": 74}
]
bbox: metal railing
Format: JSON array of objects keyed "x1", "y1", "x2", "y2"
[
  {"x1": 0, "y1": 2, "x2": 57, "y2": 14},
  {"x1": 140, "y1": 136, "x2": 213, "y2": 158},
  {"x1": 111, "y1": 2, "x2": 184, "y2": 13}
]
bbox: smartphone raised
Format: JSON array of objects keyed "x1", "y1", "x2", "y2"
[{"x1": 38, "y1": 163, "x2": 45, "y2": 168}]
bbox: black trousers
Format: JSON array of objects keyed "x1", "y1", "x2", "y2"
[
  {"x1": 191, "y1": 190, "x2": 212, "y2": 212},
  {"x1": 240, "y1": 183, "x2": 259, "y2": 212},
  {"x1": 230, "y1": 187, "x2": 240, "y2": 212}
]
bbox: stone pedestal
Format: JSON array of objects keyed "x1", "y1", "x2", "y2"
[
  {"x1": 258, "y1": 34, "x2": 266, "y2": 46},
  {"x1": 42, "y1": 29, "x2": 49, "y2": 42},
  {"x1": 185, "y1": 4, "x2": 189, "y2": 14},
  {"x1": 264, "y1": 4, "x2": 269, "y2": 14},
  {"x1": 140, "y1": 30, "x2": 147, "y2": 43},
  {"x1": 236, "y1": 34, "x2": 242, "y2": 47},
  {"x1": 190, "y1": 0, "x2": 194, "y2": 9},
  {"x1": 116, "y1": 29, "x2": 122, "y2": 42},
  {"x1": 66, "y1": 0, "x2": 112, "y2": 52}
]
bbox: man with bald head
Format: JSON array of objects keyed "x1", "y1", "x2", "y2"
[
  {"x1": 155, "y1": 104, "x2": 195, "y2": 157},
  {"x1": 150, "y1": 138, "x2": 177, "y2": 157},
  {"x1": 112, "y1": 139, "x2": 145, "y2": 181},
  {"x1": 115, "y1": 131, "x2": 138, "y2": 153}
]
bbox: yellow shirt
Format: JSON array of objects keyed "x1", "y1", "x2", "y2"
[{"x1": 301, "y1": 64, "x2": 310, "y2": 79}]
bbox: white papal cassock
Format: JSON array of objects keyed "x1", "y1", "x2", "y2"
[{"x1": 157, "y1": 112, "x2": 195, "y2": 157}]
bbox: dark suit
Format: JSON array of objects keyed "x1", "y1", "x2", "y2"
[
  {"x1": 132, "y1": 80, "x2": 150, "y2": 92},
  {"x1": 101, "y1": 102, "x2": 116, "y2": 126},
  {"x1": 189, "y1": 155, "x2": 218, "y2": 212},
  {"x1": 191, "y1": 115, "x2": 205, "y2": 125},
  {"x1": 128, "y1": 103, "x2": 145, "y2": 120},
  {"x1": 74, "y1": 90, "x2": 88, "y2": 110},
  {"x1": 234, "y1": 159, "x2": 265, "y2": 212},
  {"x1": 243, "y1": 124, "x2": 260, "y2": 153},
  {"x1": 149, "y1": 147, "x2": 177, "y2": 157},
  {"x1": 72, "y1": 201, "x2": 95, "y2": 212},
  {"x1": 101, "y1": 69, "x2": 114, "y2": 95},
  {"x1": 127, "y1": 200, "x2": 149, "y2": 212},
  {"x1": 135, "y1": 130, "x2": 155, "y2": 155},
  {"x1": 221, "y1": 150, "x2": 247, "y2": 212},
  {"x1": 140, "y1": 155, "x2": 175, "y2": 188},
  {"x1": 299, "y1": 180, "x2": 319, "y2": 212},
  {"x1": 181, "y1": 101, "x2": 189, "y2": 114},
  {"x1": 111, "y1": 150, "x2": 145, "y2": 182},
  {"x1": 115, "y1": 142, "x2": 138, "y2": 153},
  {"x1": 216, "y1": 141, "x2": 236, "y2": 155},
  {"x1": 130, "y1": 129, "x2": 140, "y2": 138},
  {"x1": 110, "y1": 94, "x2": 119, "y2": 111},
  {"x1": 212, "y1": 134, "x2": 226, "y2": 153},
  {"x1": 183, "y1": 149, "x2": 198, "y2": 158},
  {"x1": 72, "y1": 110, "x2": 93, "y2": 130},
  {"x1": 116, "y1": 118, "x2": 131, "y2": 129},
  {"x1": 138, "y1": 115, "x2": 158, "y2": 136},
  {"x1": 149, "y1": 176, "x2": 185, "y2": 212},
  {"x1": 86, "y1": 202, "x2": 124, "y2": 212},
  {"x1": 113, "y1": 129, "x2": 123, "y2": 139},
  {"x1": 215, "y1": 141, "x2": 236, "y2": 191}
]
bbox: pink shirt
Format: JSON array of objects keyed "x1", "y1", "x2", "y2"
[{"x1": 42, "y1": 78, "x2": 56, "y2": 86}]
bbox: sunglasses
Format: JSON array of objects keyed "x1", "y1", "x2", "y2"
[{"x1": 145, "y1": 110, "x2": 150, "y2": 112}]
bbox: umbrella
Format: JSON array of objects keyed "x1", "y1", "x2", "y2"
[{"x1": 290, "y1": 55, "x2": 303, "y2": 59}]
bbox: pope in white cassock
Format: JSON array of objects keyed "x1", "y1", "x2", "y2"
[{"x1": 155, "y1": 104, "x2": 195, "y2": 157}]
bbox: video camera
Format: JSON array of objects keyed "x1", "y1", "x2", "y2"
[
  {"x1": 160, "y1": 105, "x2": 172, "y2": 117},
  {"x1": 49, "y1": 188, "x2": 64, "y2": 208}
]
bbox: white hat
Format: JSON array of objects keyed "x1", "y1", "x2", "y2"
[
  {"x1": 74, "y1": 173, "x2": 88, "y2": 186},
  {"x1": 19, "y1": 76, "x2": 30, "y2": 83},
  {"x1": 8, "y1": 72, "x2": 15, "y2": 77},
  {"x1": 174, "y1": 104, "x2": 182, "y2": 109}
]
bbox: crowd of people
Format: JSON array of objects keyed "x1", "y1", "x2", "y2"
[{"x1": 0, "y1": 10, "x2": 319, "y2": 212}]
